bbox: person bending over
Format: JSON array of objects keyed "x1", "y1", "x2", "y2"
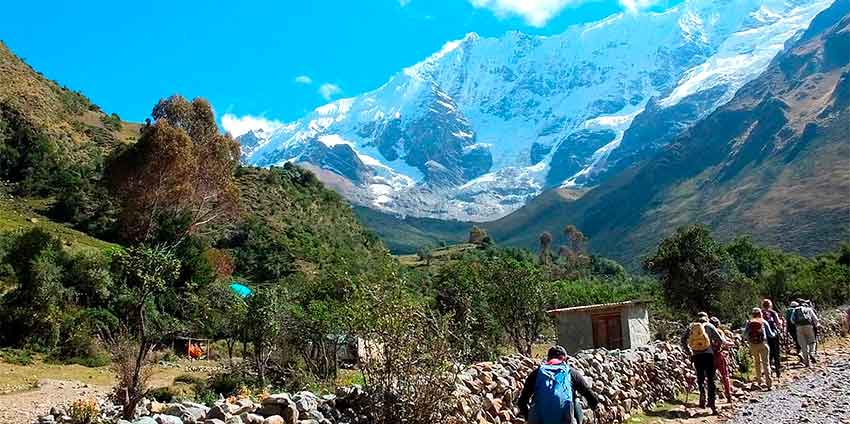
[{"x1": 518, "y1": 345, "x2": 600, "y2": 424}]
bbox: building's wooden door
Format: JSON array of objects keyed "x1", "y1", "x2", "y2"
[{"x1": 592, "y1": 313, "x2": 623, "y2": 349}]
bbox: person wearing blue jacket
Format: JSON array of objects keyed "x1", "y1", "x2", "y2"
[{"x1": 518, "y1": 346, "x2": 600, "y2": 424}]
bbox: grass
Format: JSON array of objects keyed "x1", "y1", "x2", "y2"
[
  {"x1": 625, "y1": 392, "x2": 694, "y2": 424},
  {"x1": 0, "y1": 195, "x2": 117, "y2": 253},
  {"x1": 395, "y1": 243, "x2": 480, "y2": 267},
  {"x1": 0, "y1": 353, "x2": 216, "y2": 395}
]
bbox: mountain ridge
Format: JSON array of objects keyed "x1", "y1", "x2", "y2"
[
  {"x1": 488, "y1": 0, "x2": 850, "y2": 267},
  {"x1": 240, "y1": 0, "x2": 832, "y2": 222}
]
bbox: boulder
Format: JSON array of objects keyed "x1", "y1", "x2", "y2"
[
  {"x1": 156, "y1": 415, "x2": 184, "y2": 424},
  {"x1": 133, "y1": 418, "x2": 158, "y2": 424},
  {"x1": 241, "y1": 413, "x2": 265, "y2": 424},
  {"x1": 263, "y1": 416, "x2": 284, "y2": 424}
]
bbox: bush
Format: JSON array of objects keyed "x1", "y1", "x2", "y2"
[
  {"x1": 173, "y1": 373, "x2": 206, "y2": 386},
  {"x1": 0, "y1": 348, "x2": 35, "y2": 365},
  {"x1": 208, "y1": 368, "x2": 255, "y2": 397},
  {"x1": 68, "y1": 398, "x2": 99, "y2": 424}
]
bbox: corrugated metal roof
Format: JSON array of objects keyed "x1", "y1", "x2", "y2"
[{"x1": 547, "y1": 300, "x2": 650, "y2": 315}]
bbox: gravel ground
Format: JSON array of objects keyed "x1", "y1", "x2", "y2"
[
  {"x1": 0, "y1": 379, "x2": 109, "y2": 424},
  {"x1": 728, "y1": 351, "x2": 850, "y2": 424}
]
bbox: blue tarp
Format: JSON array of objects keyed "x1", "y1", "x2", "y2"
[{"x1": 229, "y1": 282, "x2": 253, "y2": 298}]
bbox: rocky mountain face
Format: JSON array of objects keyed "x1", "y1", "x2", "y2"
[
  {"x1": 488, "y1": 0, "x2": 850, "y2": 266},
  {"x1": 239, "y1": 0, "x2": 831, "y2": 222}
]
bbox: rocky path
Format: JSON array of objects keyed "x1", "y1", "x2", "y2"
[
  {"x1": 0, "y1": 380, "x2": 110, "y2": 424},
  {"x1": 727, "y1": 343, "x2": 850, "y2": 424}
]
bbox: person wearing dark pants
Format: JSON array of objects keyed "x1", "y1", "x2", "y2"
[
  {"x1": 761, "y1": 299, "x2": 782, "y2": 377},
  {"x1": 681, "y1": 312, "x2": 725, "y2": 415}
]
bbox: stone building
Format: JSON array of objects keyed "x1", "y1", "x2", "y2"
[{"x1": 549, "y1": 301, "x2": 651, "y2": 353}]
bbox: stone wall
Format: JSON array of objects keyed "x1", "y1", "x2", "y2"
[
  {"x1": 452, "y1": 342, "x2": 694, "y2": 424},
  {"x1": 38, "y1": 307, "x2": 848, "y2": 424}
]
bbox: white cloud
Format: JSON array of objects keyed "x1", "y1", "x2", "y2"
[
  {"x1": 221, "y1": 113, "x2": 283, "y2": 138},
  {"x1": 468, "y1": 0, "x2": 578, "y2": 27},
  {"x1": 294, "y1": 75, "x2": 313, "y2": 85},
  {"x1": 619, "y1": 0, "x2": 659, "y2": 13},
  {"x1": 318, "y1": 83, "x2": 343, "y2": 101},
  {"x1": 399, "y1": 0, "x2": 411, "y2": 6}
]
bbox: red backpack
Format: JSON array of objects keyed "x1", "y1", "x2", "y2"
[{"x1": 748, "y1": 319, "x2": 765, "y2": 344}]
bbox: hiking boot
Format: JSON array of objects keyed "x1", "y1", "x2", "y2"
[{"x1": 711, "y1": 407, "x2": 718, "y2": 416}]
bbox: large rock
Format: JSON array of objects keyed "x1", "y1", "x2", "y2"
[
  {"x1": 262, "y1": 416, "x2": 284, "y2": 424},
  {"x1": 155, "y1": 415, "x2": 184, "y2": 424}
]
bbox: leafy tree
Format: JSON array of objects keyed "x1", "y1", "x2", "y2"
[
  {"x1": 0, "y1": 228, "x2": 70, "y2": 349},
  {"x1": 110, "y1": 245, "x2": 180, "y2": 418},
  {"x1": 349, "y1": 274, "x2": 457, "y2": 424},
  {"x1": 486, "y1": 255, "x2": 551, "y2": 356},
  {"x1": 539, "y1": 231, "x2": 553, "y2": 265},
  {"x1": 563, "y1": 224, "x2": 587, "y2": 254},
  {"x1": 431, "y1": 257, "x2": 502, "y2": 362},
  {"x1": 107, "y1": 96, "x2": 240, "y2": 244},
  {"x1": 644, "y1": 225, "x2": 753, "y2": 321},
  {"x1": 243, "y1": 287, "x2": 285, "y2": 387}
]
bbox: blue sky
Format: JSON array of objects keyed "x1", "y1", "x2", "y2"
[{"x1": 1, "y1": 0, "x2": 675, "y2": 135}]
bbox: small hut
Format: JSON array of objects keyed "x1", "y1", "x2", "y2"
[{"x1": 548, "y1": 301, "x2": 651, "y2": 353}]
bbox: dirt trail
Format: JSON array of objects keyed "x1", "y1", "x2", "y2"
[
  {"x1": 0, "y1": 379, "x2": 110, "y2": 424},
  {"x1": 638, "y1": 338, "x2": 850, "y2": 424}
]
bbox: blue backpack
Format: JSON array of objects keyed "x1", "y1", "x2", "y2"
[{"x1": 529, "y1": 363, "x2": 573, "y2": 424}]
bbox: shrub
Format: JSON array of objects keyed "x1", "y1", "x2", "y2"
[
  {"x1": 208, "y1": 368, "x2": 255, "y2": 397},
  {"x1": 68, "y1": 398, "x2": 99, "y2": 424},
  {"x1": 147, "y1": 386, "x2": 176, "y2": 403},
  {"x1": 173, "y1": 373, "x2": 206, "y2": 386},
  {"x1": 0, "y1": 348, "x2": 35, "y2": 365}
]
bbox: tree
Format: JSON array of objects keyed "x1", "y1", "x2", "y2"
[
  {"x1": 243, "y1": 287, "x2": 285, "y2": 387},
  {"x1": 486, "y1": 256, "x2": 551, "y2": 356},
  {"x1": 110, "y1": 245, "x2": 181, "y2": 418},
  {"x1": 432, "y1": 257, "x2": 503, "y2": 362},
  {"x1": 644, "y1": 225, "x2": 753, "y2": 321},
  {"x1": 0, "y1": 228, "x2": 70, "y2": 349},
  {"x1": 349, "y1": 275, "x2": 458, "y2": 424},
  {"x1": 417, "y1": 247, "x2": 434, "y2": 266},
  {"x1": 539, "y1": 231, "x2": 553, "y2": 265},
  {"x1": 563, "y1": 224, "x2": 587, "y2": 254},
  {"x1": 468, "y1": 226, "x2": 489, "y2": 246},
  {"x1": 107, "y1": 96, "x2": 240, "y2": 244}
]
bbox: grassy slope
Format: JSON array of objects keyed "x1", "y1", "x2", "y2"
[
  {"x1": 0, "y1": 194, "x2": 116, "y2": 252},
  {"x1": 353, "y1": 206, "x2": 471, "y2": 254},
  {"x1": 488, "y1": 8, "x2": 850, "y2": 267}
]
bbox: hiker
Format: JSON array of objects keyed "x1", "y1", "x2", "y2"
[
  {"x1": 793, "y1": 300, "x2": 819, "y2": 367},
  {"x1": 518, "y1": 345, "x2": 600, "y2": 424},
  {"x1": 760, "y1": 299, "x2": 782, "y2": 377},
  {"x1": 846, "y1": 306, "x2": 850, "y2": 336},
  {"x1": 680, "y1": 312, "x2": 724, "y2": 414},
  {"x1": 785, "y1": 301, "x2": 801, "y2": 354},
  {"x1": 709, "y1": 317, "x2": 733, "y2": 402},
  {"x1": 744, "y1": 308, "x2": 774, "y2": 390}
]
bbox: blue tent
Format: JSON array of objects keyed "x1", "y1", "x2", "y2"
[{"x1": 229, "y1": 282, "x2": 253, "y2": 298}]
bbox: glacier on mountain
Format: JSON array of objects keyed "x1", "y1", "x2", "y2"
[{"x1": 239, "y1": 0, "x2": 832, "y2": 221}]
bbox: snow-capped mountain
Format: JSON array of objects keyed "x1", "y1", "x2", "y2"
[{"x1": 239, "y1": 0, "x2": 832, "y2": 222}]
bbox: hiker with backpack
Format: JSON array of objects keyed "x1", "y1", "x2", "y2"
[
  {"x1": 518, "y1": 345, "x2": 600, "y2": 424},
  {"x1": 793, "y1": 300, "x2": 820, "y2": 367},
  {"x1": 784, "y1": 301, "x2": 801, "y2": 355},
  {"x1": 709, "y1": 317, "x2": 733, "y2": 403},
  {"x1": 680, "y1": 312, "x2": 724, "y2": 414},
  {"x1": 744, "y1": 308, "x2": 775, "y2": 390},
  {"x1": 760, "y1": 299, "x2": 782, "y2": 377}
]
